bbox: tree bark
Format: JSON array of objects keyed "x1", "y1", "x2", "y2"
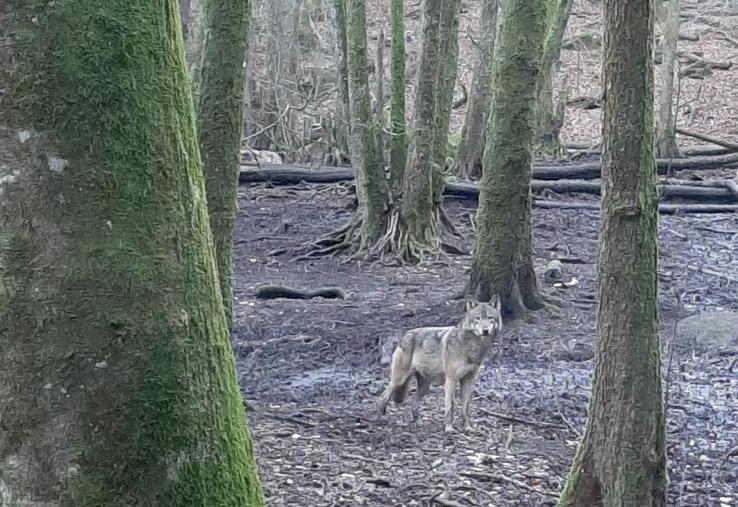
[
  {"x1": 346, "y1": 0, "x2": 386, "y2": 245},
  {"x1": 375, "y1": 29, "x2": 387, "y2": 176},
  {"x1": 394, "y1": 0, "x2": 461, "y2": 261},
  {"x1": 656, "y1": 0, "x2": 681, "y2": 158},
  {"x1": 191, "y1": 0, "x2": 251, "y2": 327},
  {"x1": 466, "y1": 0, "x2": 547, "y2": 318},
  {"x1": 180, "y1": 0, "x2": 203, "y2": 70},
  {"x1": 389, "y1": 0, "x2": 408, "y2": 192},
  {"x1": 535, "y1": 0, "x2": 574, "y2": 158},
  {"x1": 332, "y1": 0, "x2": 351, "y2": 162},
  {"x1": 557, "y1": 0, "x2": 667, "y2": 504},
  {"x1": 430, "y1": 0, "x2": 463, "y2": 205},
  {"x1": 454, "y1": 0, "x2": 498, "y2": 180},
  {"x1": 0, "y1": 1, "x2": 263, "y2": 505}
]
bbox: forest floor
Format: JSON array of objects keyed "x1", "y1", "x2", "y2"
[{"x1": 233, "y1": 182, "x2": 738, "y2": 506}]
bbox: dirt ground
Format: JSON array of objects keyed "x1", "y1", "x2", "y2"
[{"x1": 233, "y1": 182, "x2": 738, "y2": 506}]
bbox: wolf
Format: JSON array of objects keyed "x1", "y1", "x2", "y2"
[{"x1": 377, "y1": 297, "x2": 502, "y2": 433}]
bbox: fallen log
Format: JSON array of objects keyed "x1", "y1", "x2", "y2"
[
  {"x1": 241, "y1": 166, "x2": 738, "y2": 202},
  {"x1": 681, "y1": 146, "x2": 735, "y2": 157},
  {"x1": 532, "y1": 200, "x2": 738, "y2": 214},
  {"x1": 445, "y1": 180, "x2": 734, "y2": 201},
  {"x1": 242, "y1": 153, "x2": 738, "y2": 183},
  {"x1": 565, "y1": 144, "x2": 735, "y2": 157}
]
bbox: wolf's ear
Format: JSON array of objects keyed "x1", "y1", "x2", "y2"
[{"x1": 491, "y1": 294, "x2": 501, "y2": 313}]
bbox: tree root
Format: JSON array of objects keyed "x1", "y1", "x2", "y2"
[{"x1": 293, "y1": 216, "x2": 362, "y2": 261}]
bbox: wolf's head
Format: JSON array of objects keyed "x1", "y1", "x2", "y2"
[{"x1": 460, "y1": 296, "x2": 502, "y2": 337}]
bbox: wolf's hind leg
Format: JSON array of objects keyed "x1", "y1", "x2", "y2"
[
  {"x1": 377, "y1": 346, "x2": 413, "y2": 415},
  {"x1": 411, "y1": 373, "x2": 431, "y2": 423}
]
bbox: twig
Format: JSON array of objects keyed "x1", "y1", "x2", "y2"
[
  {"x1": 459, "y1": 470, "x2": 559, "y2": 498},
  {"x1": 477, "y1": 407, "x2": 566, "y2": 430}
]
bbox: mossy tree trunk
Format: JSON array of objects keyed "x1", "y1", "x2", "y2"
[
  {"x1": 430, "y1": 0, "x2": 463, "y2": 207},
  {"x1": 0, "y1": 2, "x2": 263, "y2": 505},
  {"x1": 191, "y1": 0, "x2": 251, "y2": 327},
  {"x1": 375, "y1": 29, "x2": 387, "y2": 175},
  {"x1": 656, "y1": 0, "x2": 681, "y2": 158},
  {"x1": 392, "y1": 0, "x2": 461, "y2": 262},
  {"x1": 331, "y1": 0, "x2": 351, "y2": 163},
  {"x1": 534, "y1": 0, "x2": 573, "y2": 158},
  {"x1": 346, "y1": 0, "x2": 386, "y2": 246},
  {"x1": 556, "y1": 0, "x2": 667, "y2": 505},
  {"x1": 301, "y1": 0, "x2": 389, "y2": 258},
  {"x1": 389, "y1": 0, "x2": 408, "y2": 193},
  {"x1": 465, "y1": 0, "x2": 547, "y2": 318},
  {"x1": 454, "y1": 0, "x2": 498, "y2": 180}
]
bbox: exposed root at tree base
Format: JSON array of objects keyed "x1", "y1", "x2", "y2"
[
  {"x1": 293, "y1": 216, "x2": 363, "y2": 261},
  {"x1": 368, "y1": 208, "x2": 465, "y2": 266}
]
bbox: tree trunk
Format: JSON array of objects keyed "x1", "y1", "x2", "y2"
[
  {"x1": 181, "y1": 0, "x2": 204, "y2": 70},
  {"x1": 535, "y1": 0, "x2": 573, "y2": 158},
  {"x1": 389, "y1": 0, "x2": 408, "y2": 192},
  {"x1": 656, "y1": 0, "x2": 681, "y2": 158},
  {"x1": 395, "y1": 0, "x2": 460, "y2": 261},
  {"x1": 0, "y1": 2, "x2": 263, "y2": 505},
  {"x1": 454, "y1": 0, "x2": 498, "y2": 180},
  {"x1": 557, "y1": 0, "x2": 667, "y2": 505},
  {"x1": 430, "y1": 0, "x2": 463, "y2": 207},
  {"x1": 466, "y1": 0, "x2": 547, "y2": 318},
  {"x1": 191, "y1": 0, "x2": 251, "y2": 327},
  {"x1": 375, "y1": 29, "x2": 387, "y2": 176},
  {"x1": 347, "y1": 0, "x2": 386, "y2": 246},
  {"x1": 332, "y1": 0, "x2": 351, "y2": 163}
]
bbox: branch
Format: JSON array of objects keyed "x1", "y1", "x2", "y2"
[{"x1": 675, "y1": 127, "x2": 738, "y2": 152}]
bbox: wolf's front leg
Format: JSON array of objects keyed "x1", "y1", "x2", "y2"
[
  {"x1": 459, "y1": 372, "x2": 477, "y2": 431},
  {"x1": 444, "y1": 376, "x2": 456, "y2": 433}
]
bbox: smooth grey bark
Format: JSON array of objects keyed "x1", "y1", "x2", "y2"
[
  {"x1": 454, "y1": 0, "x2": 498, "y2": 179},
  {"x1": 656, "y1": 0, "x2": 681, "y2": 158}
]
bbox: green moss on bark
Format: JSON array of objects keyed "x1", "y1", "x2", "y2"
[
  {"x1": 346, "y1": 0, "x2": 385, "y2": 245},
  {"x1": 557, "y1": 0, "x2": 666, "y2": 504},
  {"x1": 466, "y1": 0, "x2": 546, "y2": 317},
  {"x1": 1, "y1": 1, "x2": 263, "y2": 504},
  {"x1": 389, "y1": 0, "x2": 408, "y2": 190},
  {"x1": 191, "y1": 0, "x2": 251, "y2": 327},
  {"x1": 431, "y1": 0, "x2": 462, "y2": 206}
]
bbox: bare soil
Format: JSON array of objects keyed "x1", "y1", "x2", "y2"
[{"x1": 233, "y1": 183, "x2": 738, "y2": 506}]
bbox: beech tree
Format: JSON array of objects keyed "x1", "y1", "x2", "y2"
[
  {"x1": 332, "y1": 0, "x2": 351, "y2": 162},
  {"x1": 656, "y1": 0, "x2": 681, "y2": 158},
  {"x1": 454, "y1": 0, "x2": 498, "y2": 180},
  {"x1": 389, "y1": 0, "x2": 408, "y2": 192},
  {"x1": 308, "y1": 0, "x2": 461, "y2": 262},
  {"x1": 192, "y1": 0, "x2": 251, "y2": 326},
  {"x1": 535, "y1": 0, "x2": 574, "y2": 157},
  {"x1": 465, "y1": 0, "x2": 548, "y2": 317},
  {"x1": 392, "y1": 0, "x2": 462, "y2": 261},
  {"x1": 0, "y1": 2, "x2": 263, "y2": 504},
  {"x1": 557, "y1": 0, "x2": 667, "y2": 504}
]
